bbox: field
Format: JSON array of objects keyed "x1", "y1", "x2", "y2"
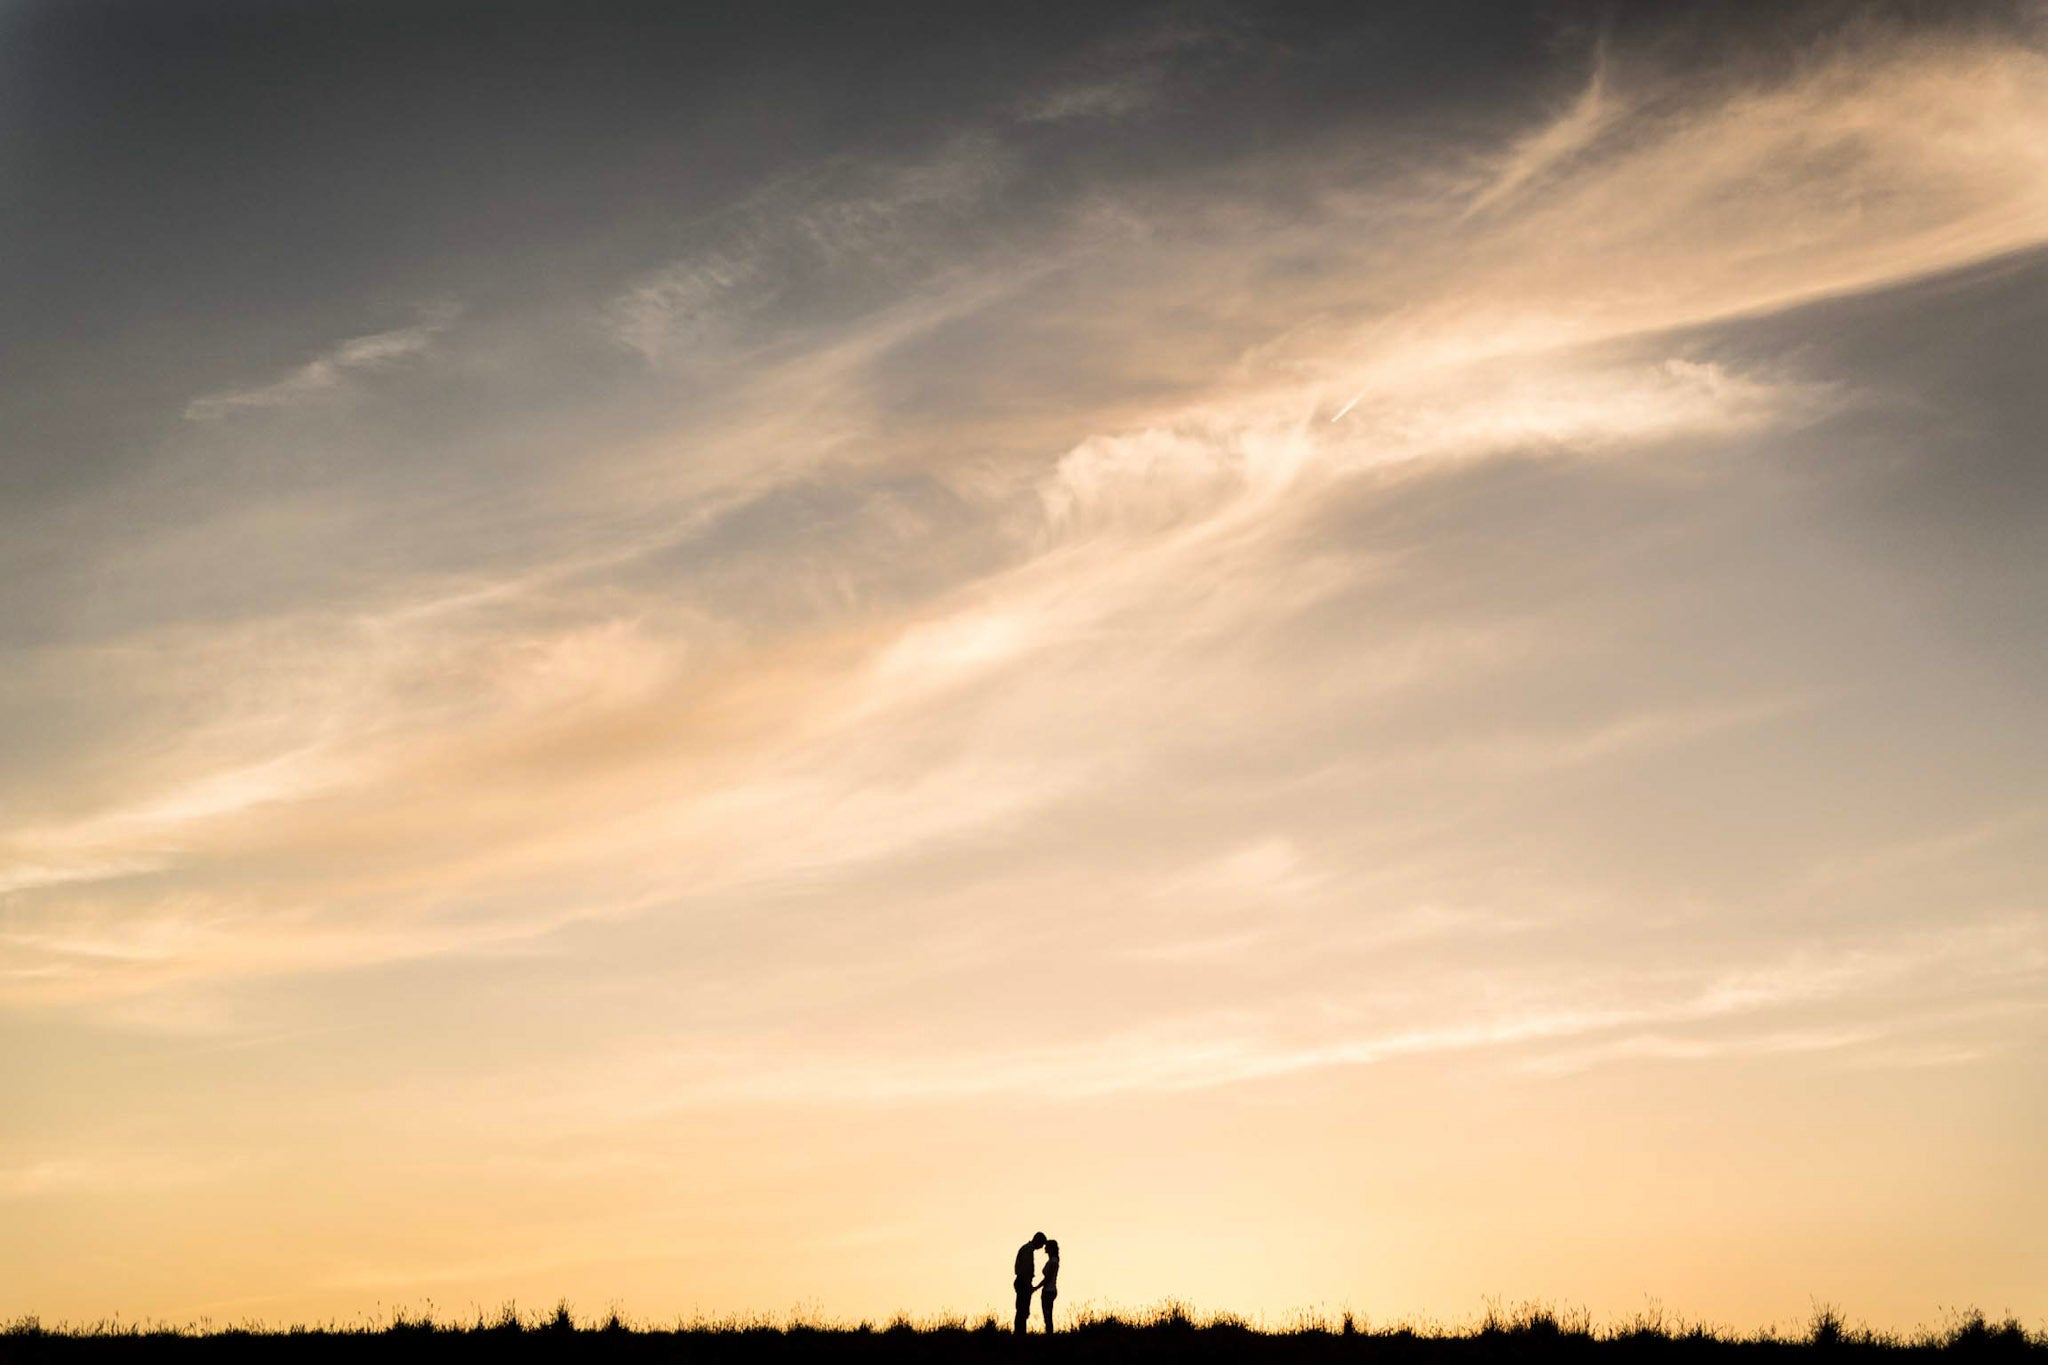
[{"x1": 4, "y1": 1304, "x2": 2040, "y2": 1365}]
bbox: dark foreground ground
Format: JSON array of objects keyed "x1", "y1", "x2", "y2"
[{"x1": 4, "y1": 1307, "x2": 2042, "y2": 1365}]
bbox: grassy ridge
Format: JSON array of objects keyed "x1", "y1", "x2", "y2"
[{"x1": 3, "y1": 1303, "x2": 2040, "y2": 1364}]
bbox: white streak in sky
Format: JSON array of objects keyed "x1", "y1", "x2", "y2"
[{"x1": 183, "y1": 303, "x2": 459, "y2": 420}]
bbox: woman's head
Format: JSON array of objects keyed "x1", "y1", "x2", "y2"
[{"x1": 1044, "y1": 1240, "x2": 1059, "y2": 1259}]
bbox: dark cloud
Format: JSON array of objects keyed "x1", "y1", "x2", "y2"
[{"x1": 4, "y1": 0, "x2": 2027, "y2": 515}]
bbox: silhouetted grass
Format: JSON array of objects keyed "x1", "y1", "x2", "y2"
[{"x1": 2, "y1": 1302, "x2": 2039, "y2": 1365}]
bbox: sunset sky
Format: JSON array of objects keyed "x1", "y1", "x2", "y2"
[{"x1": 3, "y1": 0, "x2": 2045, "y2": 1334}]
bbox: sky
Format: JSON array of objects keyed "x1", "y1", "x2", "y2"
[{"x1": 3, "y1": 0, "x2": 2046, "y2": 1334}]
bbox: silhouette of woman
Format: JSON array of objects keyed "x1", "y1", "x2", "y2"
[{"x1": 1037, "y1": 1239, "x2": 1060, "y2": 1333}]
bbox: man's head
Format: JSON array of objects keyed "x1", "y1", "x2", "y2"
[{"x1": 1031, "y1": 1232, "x2": 1046, "y2": 1248}]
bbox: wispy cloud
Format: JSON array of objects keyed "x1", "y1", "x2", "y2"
[
  {"x1": 506, "y1": 919, "x2": 2046, "y2": 1111},
  {"x1": 1017, "y1": 16, "x2": 1241, "y2": 124},
  {"x1": 1464, "y1": 47, "x2": 1616, "y2": 216},
  {"x1": 0, "y1": 1152, "x2": 254, "y2": 1200},
  {"x1": 183, "y1": 303, "x2": 459, "y2": 420},
  {"x1": 7, "y1": 22, "x2": 2039, "y2": 1023},
  {"x1": 606, "y1": 138, "x2": 1008, "y2": 365}
]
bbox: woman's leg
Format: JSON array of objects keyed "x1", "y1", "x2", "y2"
[{"x1": 1042, "y1": 1293, "x2": 1056, "y2": 1333}]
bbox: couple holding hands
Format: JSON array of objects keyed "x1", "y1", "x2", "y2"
[{"x1": 1011, "y1": 1231, "x2": 1061, "y2": 1333}]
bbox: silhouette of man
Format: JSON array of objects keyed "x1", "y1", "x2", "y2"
[{"x1": 1013, "y1": 1231, "x2": 1046, "y2": 1334}]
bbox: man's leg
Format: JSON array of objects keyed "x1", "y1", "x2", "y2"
[{"x1": 1015, "y1": 1291, "x2": 1031, "y2": 1334}]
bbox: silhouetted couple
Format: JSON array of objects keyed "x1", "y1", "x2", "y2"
[{"x1": 1012, "y1": 1231, "x2": 1060, "y2": 1334}]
